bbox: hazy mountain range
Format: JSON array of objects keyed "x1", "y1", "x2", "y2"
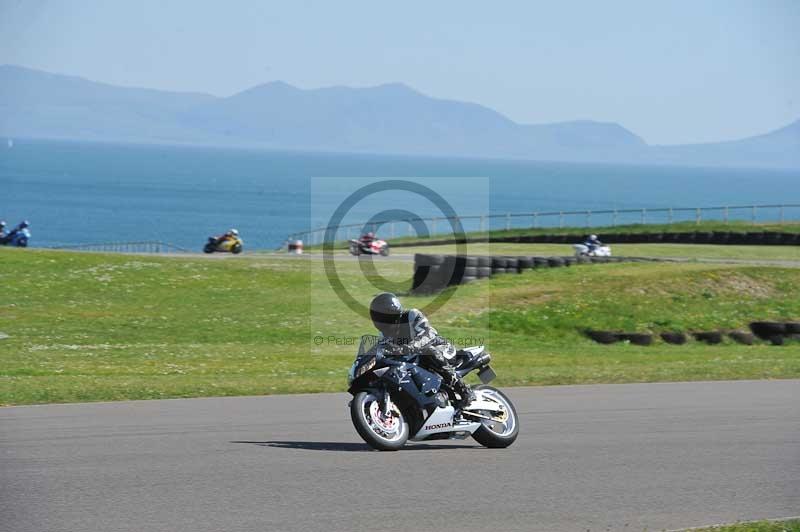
[{"x1": 1, "y1": 65, "x2": 798, "y2": 169}]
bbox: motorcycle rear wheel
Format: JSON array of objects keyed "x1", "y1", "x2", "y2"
[
  {"x1": 350, "y1": 391, "x2": 409, "y2": 451},
  {"x1": 471, "y1": 385, "x2": 519, "y2": 448},
  {"x1": 203, "y1": 244, "x2": 215, "y2": 253}
]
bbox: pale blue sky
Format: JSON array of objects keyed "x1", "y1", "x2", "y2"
[{"x1": 1, "y1": 0, "x2": 798, "y2": 145}]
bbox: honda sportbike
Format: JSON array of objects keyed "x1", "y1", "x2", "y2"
[
  {"x1": 347, "y1": 335, "x2": 519, "y2": 450},
  {"x1": 348, "y1": 238, "x2": 390, "y2": 256}
]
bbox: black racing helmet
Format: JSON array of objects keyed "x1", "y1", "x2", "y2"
[{"x1": 369, "y1": 292, "x2": 403, "y2": 337}]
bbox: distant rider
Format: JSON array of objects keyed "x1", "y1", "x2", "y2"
[
  {"x1": 358, "y1": 231, "x2": 376, "y2": 252},
  {"x1": 0, "y1": 221, "x2": 6, "y2": 243},
  {"x1": 584, "y1": 234, "x2": 602, "y2": 252},
  {"x1": 2, "y1": 220, "x2": 30, "y2": 246},
  {"x1": 369, "y1": 292, "x2": 475, "y2": 409},
  {"x1": 217, "y1": 228, "x2": 240, "y2": 244}
]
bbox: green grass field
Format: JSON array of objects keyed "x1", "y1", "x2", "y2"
[
  {"x1": 389, "y1": 242, "x2": 800, "y2": 260},
  {"x1": 1, "y1": 247, "x2": 799, "y2": 405},
  {"x1": 687, "y1": 520, "x2": 800, "y2": 532}
]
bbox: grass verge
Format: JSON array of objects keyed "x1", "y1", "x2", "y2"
[
  {"x1": 389, "y1": 242, "x2": 800, "y2": 260},
  {"x1": 1, "y1": 248, "x2": 798, "y2": 405},
  {"x1": 684, "y1": 519, "x2": 800, "y2": 531}
]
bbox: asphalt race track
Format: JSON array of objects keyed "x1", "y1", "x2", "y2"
[{"x1": 2, "y1": 380, "x2": 798, "y2": 532}]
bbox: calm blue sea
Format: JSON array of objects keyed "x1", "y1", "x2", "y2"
[{"x1": 1, "y1": 139, "x2": 799, "y2": 249}]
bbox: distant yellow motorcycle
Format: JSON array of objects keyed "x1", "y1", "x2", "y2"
[{"x1": 204, "y1": 230, "x2": 243, "y2": 254}]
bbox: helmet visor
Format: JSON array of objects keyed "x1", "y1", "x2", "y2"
[{"x1": 370, "y1": 308, "x2": 401, "y2": 337}]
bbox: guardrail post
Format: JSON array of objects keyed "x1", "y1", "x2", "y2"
[
  {"x1": 532, "y1": 212, "x2": 538, "y2": 229},
  {"x1": 505, "y1": 213, "x2": 511, "y2": 231},
  {"x1": 724, "y1": 206, "x2": 729, "y2": 225},
  {"x1": 668, "y1": 207, "x2": 673, "y2": 225},
  {"x1": 431, "y1": 217, "x2": 437, "y2": 236},
  {"x1": 780, "y1": 205, "x2": 784, "y2": 224},
  {"x1": 390, "y1": 222, "x2": 395, "y2": 239},
  {"x1": 559, "y1": 211, "x2": 564, "y2": 228},
  {"x1": 479, "y1": 215, "x2": 485, "y2": 233},
  {"x1": 641, "y1": 208, "x2": 646, "y2": 225},
  {"x1": 695, "y1": 208, "x2": 701, "y2": 225},
  {"x1": 612, "y1": 209, "x2": 618, "y2": 226},
  {"x1": 585, "y1": 210, "x2": 591, "y2": 228},
  {"x1": 752, "y1": 205, "x2": 757, "y2": 223}
]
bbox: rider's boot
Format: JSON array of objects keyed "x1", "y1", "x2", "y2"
[{"x1": 452, "y1": 378, "x2": 475, "y2": 410}]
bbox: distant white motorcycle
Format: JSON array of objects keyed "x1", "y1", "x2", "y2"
[{"x1": 573, "y1": 243, "x2": 612, "y2": 257}]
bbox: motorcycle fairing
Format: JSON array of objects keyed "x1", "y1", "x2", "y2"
[{"x1": 411, "y1": 406, "x2": 481, "y2": 440}]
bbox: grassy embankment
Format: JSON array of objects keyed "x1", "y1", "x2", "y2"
[
  {"x1": 1, "y1": 247, "x2": 799, "y2": 405},
  {"x1": 386, "y1": 242, "x2": 800, "y2": 260},
  {"x1": 686, "y1": 520, "x2": 800, "y2": 532},
  {"x1": 308, "y1": 220, "x2": 800, "y2": 260},
  {"x1": 390, "y1": 220, "x2": 800, "y2": 243}
]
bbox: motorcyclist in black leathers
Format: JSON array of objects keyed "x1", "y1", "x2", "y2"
[{"x1": 369, "y1": 292, "x2": 475, "y2": 408}]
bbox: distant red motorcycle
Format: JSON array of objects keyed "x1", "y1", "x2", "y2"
[{"x1": 349, "y1": 238, "x2": 390, "y2": 256}]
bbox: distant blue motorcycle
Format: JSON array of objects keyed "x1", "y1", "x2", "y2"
[{"x1": 0, "y1": 220, "x2": 31, "y2": 247}]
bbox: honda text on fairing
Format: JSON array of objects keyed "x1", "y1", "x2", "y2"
[
  {"x1": 347, "y1": 335, "x2": 519, "y2": 451},
  {"x1": 203, "y1": 229, "x2": 243, "y2": 254}
]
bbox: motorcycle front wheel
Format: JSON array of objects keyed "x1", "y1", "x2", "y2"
[
  {"x1": 350, "y1": 391, "x2": 409, "y2": 451},
  {"x1": 380, "y1": 245, "x2": 390, "y2": 256},
  {"x1": 231, "y1": 243, "x2": 243, "y2": 254}
]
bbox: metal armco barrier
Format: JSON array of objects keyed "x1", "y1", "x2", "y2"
[{"x1": 50, "y1": 241, "x2": 192, "y2": 254}]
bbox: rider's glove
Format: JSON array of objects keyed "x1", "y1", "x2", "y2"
[{"x1": 394, "y1": 343, "x2": 412, "y2": 356}]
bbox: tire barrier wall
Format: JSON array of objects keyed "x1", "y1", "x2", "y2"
[
  {"x1": 410, "y1": 253, "x2": 659, "y2": 294},
  {"x1": 584, "y1": 321, "x2": 798, "y2": 347},
  {"x1": 395, "y1": 231, "x2": 800, "y2": 248}
]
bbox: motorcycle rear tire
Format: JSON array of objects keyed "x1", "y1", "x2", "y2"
[
  {"x1": 203, "y1": 244, "x2": 215, "y2": 254},
  {"x1": 470, "y1": 385, "x2": 519, "y2": 448}
]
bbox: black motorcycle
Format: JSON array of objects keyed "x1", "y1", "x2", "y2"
[{"x1": 347, "y1": 335, "x2": 519, "y2": 451}]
